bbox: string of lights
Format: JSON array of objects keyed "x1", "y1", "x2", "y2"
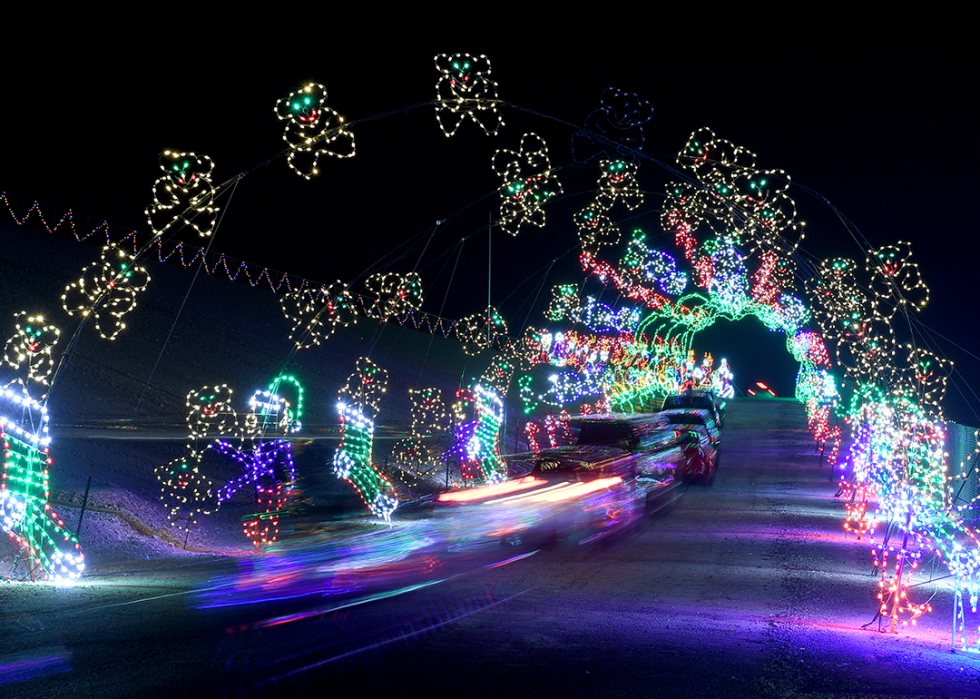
[{"x1": 333, "y1": 358, "x2": 398, "y2": 520}]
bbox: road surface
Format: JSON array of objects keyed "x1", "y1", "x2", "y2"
[{"x1": 1, "y1": 400, "x2": 975, "y2": 698}]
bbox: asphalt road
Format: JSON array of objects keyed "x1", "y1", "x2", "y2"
[{"x1": 2, "y1": 400, "x2": 977, "y2": 698}]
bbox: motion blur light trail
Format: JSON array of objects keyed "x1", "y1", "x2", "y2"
[
  {"x1": 197, "y1": 521, "x2": 440, "y2": 610},
  {"x1": 0, "y1": 646, "x2": 72, "y2": 685},
  {"x1": 195, "y1": 465, "x2": 637, "y2": 615}
]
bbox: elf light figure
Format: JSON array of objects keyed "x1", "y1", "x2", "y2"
[
  {"x1": 448, "y1": 384, "x2": 507, "y2": 485},
  {"x1": 333, "y1": 358, "x2": 398, "y2": 521},
  {"x1": 2, "y1": 313, "x2": 60, "y2": 400},
  {"x1": 697, "y1": 353, "x2": 713, "y2": 388},
  {"x1": 391, "y1": 387, "x2": 449, "y2": 486},
  {"x1": 455, "y1": 306, "x2": 508, "y2": 356},
  {"x1": 146, "y1": 150, "x2": 219, "y2": 237},
  {"x1": 434, "y1": 53, "x2": 504, "y2": 137},
  {"x1": 275, "y1": 83, "x2": 355, "y2": 179},
  {"x1": 281, "y1": 280, "x2": 358, "y2": 350},
  {"x1": 572, "y1": 87, "x2": 654, "y2": 162},
  {"x1": 61, "y1": 244, "x2": 151, "y2": 341},
  {"x1": 711, "y1": 358, "x2": 735, "y2": 399},
  {"x1": 493, "y1": 132, "x2": 562, "y2": 236},
  {"x1": 681, "y1": 351, "x2": 697, "y2": 392}
]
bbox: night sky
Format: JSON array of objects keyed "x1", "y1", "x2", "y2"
[{"x1": 3, "y1": 38, "x2": 978, "y2": 423}]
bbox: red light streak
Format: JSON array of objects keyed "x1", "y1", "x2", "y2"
[{"x1": 437, "y1": 476, "x2": 547, "y2": 503}]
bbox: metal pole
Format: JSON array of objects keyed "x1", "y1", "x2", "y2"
[
  {"x1": 76, "y1": 462, "x2": 95, "y2": 538},
  {"x1": 487, "y1": 213, "x2": 492, "y2": 345}
]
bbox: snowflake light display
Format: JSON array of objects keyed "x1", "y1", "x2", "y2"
[
  {"x1": 333, "y1": 358, "x2": 398, "y2": 520},
  {"x1": 493, "y1": 132, "x2": 562, "y2": 236},
  {"x1": 2, "y1": 313, "x2": 60, "y2": 399},
  {"x1": 572, "y1": 87, "x2": 654, "y2": 162},
  {"x1": 434, "y1": 53, "x2": 504, "y2": 137},
  {"x1": 275, "y1": 83, "x2": 355, "y2": 179},
  {"x1": 61, "y1": 244, "x2": 151, "y2": 341},
  {"x1": 146, "y1": 150, "x2": 219, "y2": 237},
  {"x1": 280, "y1": 280, "x2": 357, "y2": 349}
]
